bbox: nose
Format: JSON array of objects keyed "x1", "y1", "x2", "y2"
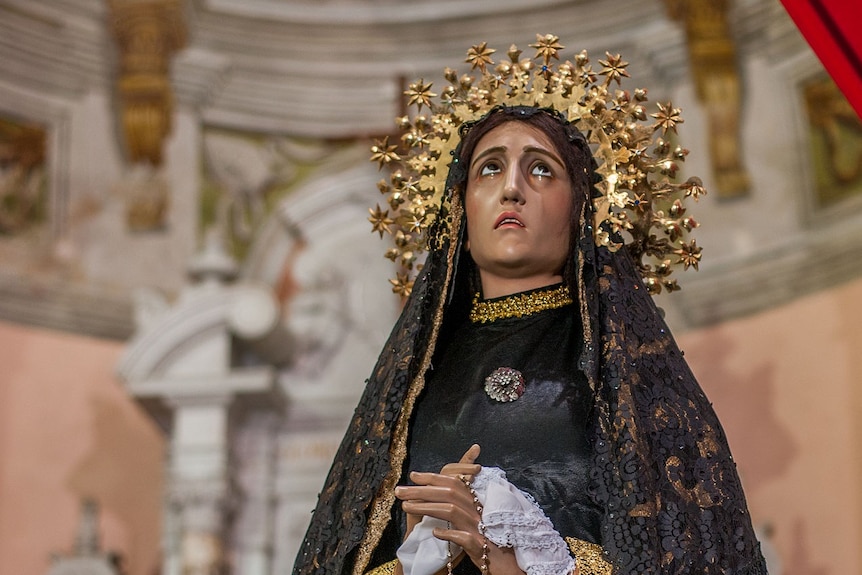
[{"x1": 500, "y1": 165, "x2": 526, "y2": 205}]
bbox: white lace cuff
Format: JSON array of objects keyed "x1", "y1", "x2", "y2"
[{"x1": 474, "y1": 467, "x2": 575, "y2": 575}]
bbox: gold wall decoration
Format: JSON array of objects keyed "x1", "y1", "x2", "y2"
[
  {"x1": 667, "y1": 0, "x2": 750, "y2": 198},
  {"x1": 0, "y1": 116, "x2": 47, "y2": 234},
  {"x1": 108, "y1": 0, "x2": 186, "y2": 167},
  {"x1": 803, "y1": 74, "x2": 862, "y2": 208}
]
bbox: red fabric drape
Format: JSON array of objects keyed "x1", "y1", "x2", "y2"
[{"x1": 780, "y1": 0, "x2": 862, "y2": 119}]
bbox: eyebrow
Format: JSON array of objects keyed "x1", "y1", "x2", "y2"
[
  {"x1": 470, "y1": 144, "x2": 565, "y2": 170},
  {"x1": 523, "y1": 145, "x2": 564, "y2": 166},
  {"x1": 471, "y1": 145, "x2": 506, "y2": 168}
]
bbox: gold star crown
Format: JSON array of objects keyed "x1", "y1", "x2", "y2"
[{"x1": 370, "y1": 34, "x2": 706, "y2": 297}]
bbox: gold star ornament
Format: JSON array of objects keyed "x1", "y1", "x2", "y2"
[
  {"x1": 466, "y1": 42, "x2": 496, "y2": 71},
  {"x1": 368, "y1": 204, "x2": 394, "y2": 238}
]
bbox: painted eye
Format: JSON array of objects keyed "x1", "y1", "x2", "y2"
[
  {"x1": 532, "y1": 163, "x2": 552, "y2": 177},
  {"x1": 480, "y1": 162, "x2": 502, "y2": 176}
]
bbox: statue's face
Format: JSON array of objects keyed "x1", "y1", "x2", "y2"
[{"x1": 464, "y1": 121, "x2": 573, "y2": 292}]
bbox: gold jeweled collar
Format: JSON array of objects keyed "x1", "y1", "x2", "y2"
[{"x1": 470, "y1": 284, "x2": 573, "y2": 324}]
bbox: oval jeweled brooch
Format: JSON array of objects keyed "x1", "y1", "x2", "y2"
[{"x1": 484, "y1": 367, "x2": 525, "y2": 402}]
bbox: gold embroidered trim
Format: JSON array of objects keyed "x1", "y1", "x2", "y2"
[
  {"x1": 565, "y1": 537, "x2": 613, "y2": 575},
  {"x1": 575, "y1": 203, "x2": 597, "y2": 396},
  {"x1": 352, "y1": 196, "x2": 464, "y2": 575},
  {"x1": 470, "y1": 284, "x2": 573, "y2": 324},
  {"x1": 364, "y1": 559, "x2": 398, "y2": 575}
]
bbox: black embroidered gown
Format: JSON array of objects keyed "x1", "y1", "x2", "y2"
[{"x1": 363, "y1": 288, "x2": 602, "y2": 574}]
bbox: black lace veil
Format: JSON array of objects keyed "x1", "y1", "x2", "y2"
[{"x1": 293, "y1": 107, "x2": 767, "y2": 575}]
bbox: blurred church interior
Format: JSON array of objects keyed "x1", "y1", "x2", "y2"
[{"x1": 1, "y1": 0, "x2": 861, "y2": 573}]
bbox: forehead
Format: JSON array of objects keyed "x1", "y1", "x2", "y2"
[{"x1": 472, "y1": 121, "x2": 560, "y2": 156}]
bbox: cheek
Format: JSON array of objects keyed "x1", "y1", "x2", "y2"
[
  {"x1": 463, "y1": 196, "x2": 475, "y2": 251},
  {"x1": 547, "y1": 193, "x2": 574, "y2": 234},
  {"x1": 463, "y1": 190, "x2": 485, "y2": 252}
]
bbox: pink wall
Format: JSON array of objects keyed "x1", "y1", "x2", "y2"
[
  {"x1": 680, "y1": 276, "x2": 862, "y2": 574},
  {"x1": 0, "y1": 320, "x2": 164, "y2": 575}
]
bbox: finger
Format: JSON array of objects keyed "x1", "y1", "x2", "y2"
[
  {"x1": 401, "y1": 501, "x2": 480, "y2": 527},
  {"x1": 459, "y1": 444, "x2": 481, "y2": 464},
  {"x1": 396, "y1": 483, "x2": 477, "y2": 515},
  {"x1": 406, "y1": 472, "x2": 480, "y2": 505},
  {"x1": 408, "y1": 471, "x2": 475, "y2": 489},
  {"x1": 439, "y1": 444, "x2": 481, "y2": 479},
  {"x1": 439, "y1": 462, "x2": 481, "y2": 477},
  {"x1": 395, "y1": 483, "x2": 468, "y2": 501}
]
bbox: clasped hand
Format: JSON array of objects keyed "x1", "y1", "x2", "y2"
[{"x1": 394, "y1": 444, "x2": 526, "y2": 575}]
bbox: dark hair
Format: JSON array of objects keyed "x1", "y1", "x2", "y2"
[{"x1": 449, "y1": 105, "x2": 594, "y2": 292}]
